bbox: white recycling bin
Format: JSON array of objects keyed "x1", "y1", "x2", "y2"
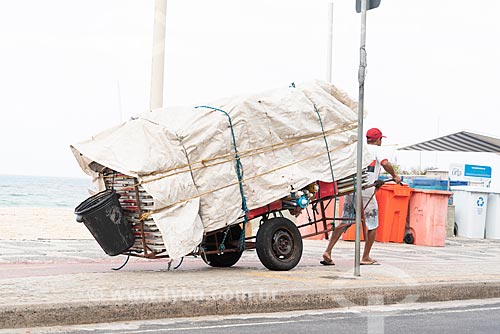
[
  {"x1": 451, "y1": 186, "x2": 491, "y2": 238},
  {"x1": 485, "y1": 191, "x2": 500, "y2": 239}
]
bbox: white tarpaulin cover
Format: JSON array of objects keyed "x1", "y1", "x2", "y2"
[{"x1": 71, "y1": 80, "x2": 370, "y2": 259}]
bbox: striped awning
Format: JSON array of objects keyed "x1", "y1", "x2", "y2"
[{"x1": 398, "y1": 131, "x2": 500, "y2": 153}]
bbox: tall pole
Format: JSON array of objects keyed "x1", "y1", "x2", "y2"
[
  {"x1": 116, "y1": 80, "x2": 123, "y2": 122},
  {"x1": 354, "y1": 0, "x2": 368, "y2": 277},
  {"x1": 150, "y1": 0, "x2": 167, "y2": 110},
  {"x1": 326, "y1": 2, "x2": 334, "y2": 82}
]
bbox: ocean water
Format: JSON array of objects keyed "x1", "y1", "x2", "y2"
[{"x1": 0, "y1": 174, "x2": 93, "y2": 208}]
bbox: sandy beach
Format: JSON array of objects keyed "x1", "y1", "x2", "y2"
[{"x1": 0, "y1": 207, "x2": 93, "y2": 240}]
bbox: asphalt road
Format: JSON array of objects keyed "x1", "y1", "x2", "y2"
[{"x1": 8, "y1": 298, "x2": 500, "y2": 334}]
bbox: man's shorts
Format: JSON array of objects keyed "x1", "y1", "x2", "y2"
[{"x1": 342, "y1": 190, "x2": 379, "y2": 231}]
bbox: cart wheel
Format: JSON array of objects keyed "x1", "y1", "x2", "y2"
[
  {"x1": 256, "y1": 217, "x2": 303, "y2": 271},
  {"x1": 404, "y1": 232, "x2": 414, "y2": 244},
  {"x1": 201, "y1": 225, "x2": 243, "y2": 267}
]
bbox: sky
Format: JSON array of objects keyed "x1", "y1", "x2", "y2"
[{"x1": 0, "y1": 0, "x2": 499, "y2": 184}]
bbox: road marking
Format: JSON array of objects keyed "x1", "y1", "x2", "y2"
[
  {"x1": 99, "y1": 317, "x2": 351, "y2": 333},
  {"x1": 390, "y1": 305, "x2": 500, "y2": 317},
  {"x1": 96, "y1": 305, "x2": 500, "y2": 334}
]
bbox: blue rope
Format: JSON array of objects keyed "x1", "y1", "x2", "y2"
[{"x1": 194, "y1": 105, "x2": 248, "y2": 252}]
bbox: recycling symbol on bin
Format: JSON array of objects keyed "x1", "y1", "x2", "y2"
[{"x1": 477, "y1": 197, "x2": 485, "y2": 207}]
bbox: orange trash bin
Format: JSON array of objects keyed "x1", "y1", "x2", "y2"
[
  {"x1": 407, "y1": 189, "x2": 452, "y2": 246},
  {"x1": 342, "y1": 184, "x2": 412, "y2": 242},
  {"x1": 375, "y1": 183, "x2": 412, "y2": 243}
]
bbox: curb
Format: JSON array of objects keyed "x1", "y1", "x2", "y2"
[{"x1": 3, "y1": 281, "x2": 500, "y2": 329}]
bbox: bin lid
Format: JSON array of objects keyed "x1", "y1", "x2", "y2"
[
  {"x1": 380, "y1": 183, "x2": 412, "y2": 196},
  {"x1": 410, "y1": 188, "x2": 453, "y2": 195},
  {"x1": 450, "y1": 186, "x2": 493, "y2": 193}
]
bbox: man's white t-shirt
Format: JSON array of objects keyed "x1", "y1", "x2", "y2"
[
  {"x1": 342, "y1": 143, "x2": 393, "y2": 230},
  {"x1": 365, "y1": 144, "x2": 391, "y2": 185},
  {"x1": 362, "y1": 144, "x2": 393, "y2": 229}
]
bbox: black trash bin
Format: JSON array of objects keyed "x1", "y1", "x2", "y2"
[{"x1": 75, "y1": 189, "x2": 135, "y2": 256}]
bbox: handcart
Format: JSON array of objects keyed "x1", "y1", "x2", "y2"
[
  {"x1": 71, "y1": 81, "x2": 371, "y2": 271},
  {"x1": 87, "y1": 169, "x2": 372, "y2": 271}
]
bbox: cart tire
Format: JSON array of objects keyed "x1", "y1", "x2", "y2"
[
  {"x1": 201, "y1": 225, "x2": 243, "y2": 267},
  {"x1": 256, "y1": 217, "x2": 303, "y2": 271},
  {"x1": 404, "y1": 232, "x2": 414, "y2": 244}
]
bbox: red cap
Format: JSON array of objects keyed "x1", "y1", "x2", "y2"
[{"x1": 366, "y1": 128, "x2": 386, "y2": 141}]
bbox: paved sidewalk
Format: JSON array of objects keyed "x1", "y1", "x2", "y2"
[{"x1": 1, "y1": 236, "x2": 500, "y2": 329}]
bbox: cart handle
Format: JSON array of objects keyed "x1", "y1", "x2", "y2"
[{"x1": 364, "y1": 178, "x2": 405, "y2": 190}]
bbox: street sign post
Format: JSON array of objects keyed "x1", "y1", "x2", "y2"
[
  {"x1": 356, "y1": 0, "x2": 381, "y2": 13},
  {"x1": 354, "y1": 0, "x2": 381, "y2": 277}
]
